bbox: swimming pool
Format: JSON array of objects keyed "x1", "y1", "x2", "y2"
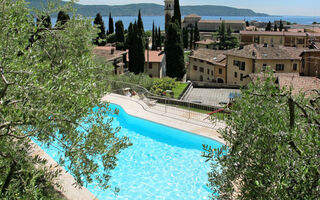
[{"x1": 37, "y1": 103, "x2": 223, "y2": 199}]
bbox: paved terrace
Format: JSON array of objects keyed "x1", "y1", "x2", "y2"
[
  {"x1": 102, "y1": 93, "x2": 225, "y2": 144},
  {"x1": 183, "y1": 88, "x2": 240, "y2": 107}
]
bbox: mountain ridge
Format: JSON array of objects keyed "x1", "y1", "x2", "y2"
[{"x1": 27, "y1": 0, "x2": 269, "y2": 17}]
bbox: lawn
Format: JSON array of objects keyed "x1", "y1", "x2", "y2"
[{"x1": 172, "y1": 82, "x2": 188, "y2": 99}]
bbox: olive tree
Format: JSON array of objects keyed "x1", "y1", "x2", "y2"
[
  {"x1": 204, "y1": 74, "x2": 320, "y2": 199},
  {"x1": 0, "y1": 0, "x2": 130, "y2": 198}
]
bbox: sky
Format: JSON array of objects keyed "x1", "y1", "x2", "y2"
[{"x1": 68, "y1": 0, "x2": 320, "y2": 16}]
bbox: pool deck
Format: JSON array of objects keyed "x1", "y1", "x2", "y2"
[
  {"x1": 30, "y1": 142, "x2": 98, "y2": 200},
  {"x1": 102, "y1": 93, "x2": 225, "y2": 144}
]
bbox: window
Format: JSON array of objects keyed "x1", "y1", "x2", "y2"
[
  {"x1": 211, "y1": 70, "x2": 213, "y2": 76},
  {"x1": 297, "y1": 38, "x2": 305, "y2": 44},
  {"x1": 240, "y1": 62, "x2": 246, "y2": 71},
  {"x1": 200, "y1": 67, "x2": 204, "y2": 73},
  {"x1": 219, "y1": 69, "x2": 222, "y2": 74},
  {"x1": 233, "y1": 60, "x2": 240, "y2": 67},
  {"x1": 240, "y1": 73, "x2": 244, "y2": 81},
  {"x1": 262, "y1": 64, "x2": 267, "y2": 71},
  {"x1": 207, "y1": 69, "x2": 210, "y2": 74},
  {"x1": 200, "y1": 60, "x2": 204, "y2": 63},
  {"x1": 234, "y1": 72, "x2": 238, "y2": 78},
  {"x1": 276, "y1": 64, "x2": 285, "y2": 71},
  {"x1": 149, "y1": 63, "x2": 152, "y2": 69},
  {"x1": 293, "y1": 64, "x2": 298, "y2": 71},
  {"x1": 193, "y1": 65, "x2": 198, "y2": 71}
]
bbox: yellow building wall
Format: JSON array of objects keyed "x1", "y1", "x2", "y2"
[
  {"x1": 301, "y1": 52, "x2": 320, "y2": 77},
  {"x1": 188, "y1": 57, "x2": 226, "y2": 83},
  {"x1": 145, "y1": 62, "x2": 161, "y2": 78},
  {"x1": 241, "y1": 34, "x2": 307, "y2": 47},
  {"x1": 226, "y1": 55, "x2": 253, "y2": 85},
  {"x1": 227, "y1": 55, "x2": 301, "y2": 86},
  {"x1": 255, "y1": 59, "x2": 301, "y2": 73},
  {"x1": 259, "y1": 35, "x2": 284, "y2": 46}
]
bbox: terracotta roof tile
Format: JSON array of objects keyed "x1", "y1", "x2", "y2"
[
  {"x1": 224, "y1": 44, "x2": 305, "y2": 60},
  {"x1": 190, "y1": 48, "x2": 229, "y2": 67},
  {"x1": 93, "y1": 46, "x2": 126, "y2": 62},
  {"x1": 278, "y1": 76, "x2": 320, "y2": 96},
  {"x1": 126, "y1": 50, "x2": 164, "y2": 63}
]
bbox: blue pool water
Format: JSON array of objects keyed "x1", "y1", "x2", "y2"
[{"x1": 37, "y1": 104, "x2": 223, "y2": 199}]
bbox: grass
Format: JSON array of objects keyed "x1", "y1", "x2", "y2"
[{"x1": 172, "y1": 82, "x2": 188, "y2": 99}]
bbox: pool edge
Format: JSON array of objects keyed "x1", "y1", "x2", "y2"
[{"x1": 102, "y1": 93, "x2": 226, "y2": 145}]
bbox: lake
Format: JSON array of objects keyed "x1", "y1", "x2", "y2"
[{"x1": 51, "y1": 15, "x2": 320, "y2": 31}]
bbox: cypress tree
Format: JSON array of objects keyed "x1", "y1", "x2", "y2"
[
  {"x1": 127, "y1": 23, "x2": 135, "y2": 72},
  {"x1": 165, "y1": 22, "x2": 185, "y2": 79},
  {"x1": 108, "y1": 12, "x2": 114, "y2": 35},
  {"x1": 56, "y1": 10, "x2": 70, "y2": 27},
  {"x1": 115, "y1": 20, "x2": 125, "y2": 42},
  {"x1": 279, "y1": 20, "x2": 284, "y2": 31},
  {"x1": 137, "y1": 10, "x2": 144, "y2": 35},
  {"x1": 93, "y1": 13, "x2": 106, "y2": 46},
  {"x1": 115, "y1": 20, "x2": 125, "y2": 50},
  {"x1": 274, "y1": 24, "x2": 278, "y2": 31},
  {"x1": 152, "y1": 22, "x2": 156, "y2": 50},
  {"x1": 134, "y1": 21, "x2": 145, "y2": 74},
  {"x1": 172, "y1": 0, "x2": 182, "y2": 28},
  {"x1": 157, "y1": 27, "x2": 161, "y2": 49},
  {"x1": 128, "y1": 20, "x2": 145, "y2": 74},
  {"x1": 225, "y1": 26, "x2": 239, "y2": 49},
  {"x1": 183, "y1": 27, "x2": 188, "y2": 49},
  {"x1": 266, "y1": 21, "x2": 272, "y2": 31},
  {"x1": 194, "y1": 22, "x2": 200, "y2": 47},
  {"x1": 189, "y1": 27, "x2": 194, "y2": 49},
  {"x1": 215, "y1": 21, "x2": 227, "y2": 49},
  {"x1": 246, "y1": 21, "x2": 249, "y2": 27}
]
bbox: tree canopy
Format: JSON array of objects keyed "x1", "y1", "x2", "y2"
[
  {"x1": 204, "y1": 74, "x2": 320, "y2": 199},
  {"x1": 108, "y1": 12, "x2": 114, "y2": 35},
  {"x1": 127, "y1": 18, "x2": 145, "y2": 74},
  {"x1": 93, "y1": 13, "x2": 106, "y2": 46},
  {"x1": 56, "y1": 10, "x2": 70, "y2": 27},
  {"x1": 172, "y1": 0, "x2": 182, "y2": 27},
  {"x1": 214, "y1": 22, "x2": 239, "y2": 50},
  {"x1": 0, "y1": 0, "x2": 130, "y2": 198},
  {"x1": 165, "y1": 21, "x2": 185, "y2": 79}
]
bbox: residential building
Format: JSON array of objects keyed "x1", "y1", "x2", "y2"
[
  {"x1": 93, "y1": 46, "x2": 127, "y2": 75},
  {"x1": 127, "y1": 50, "x2": 166, "y2": 78},
  {"x1": 225, "y1": 44, "x2": 304, "y2": 85},
  {"x1": 188, "y1": 48, "x2": 227, "y2": 83},
  {"x1": 183, "y1": 14, "x2": 246, "y2": 33},
  {"x1": 195, "y1": 39, "x2": 215, "y2": 49},
  {"x1": 249, "y1": 73, "x2": 320, "y2": 96},
  {"x1": 145, "y1": 50, "x2": 166, "y2": 78},
  {"x1": 240, "y1": 31, "x2": 308, "y2": 48},
  {"x1": 300, "y1": 49, "x2": 320, "y2": 78}
]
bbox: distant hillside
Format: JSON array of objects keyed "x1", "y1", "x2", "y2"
[{"x1": 26, "y1": 0, "x2": 268, "y2": 17}]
